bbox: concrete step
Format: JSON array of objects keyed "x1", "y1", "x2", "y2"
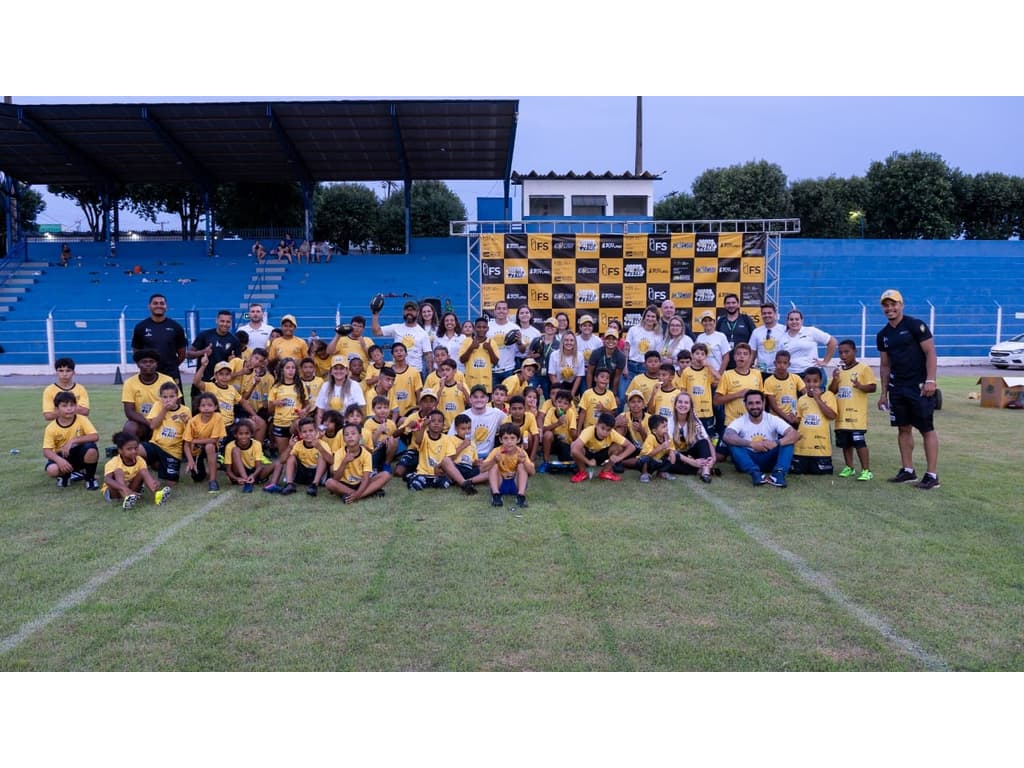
[
  {"x1": 0, "y1": 295, "x2": 21, "y2": 304},
  {"x1": 0, "y1": 286, "x2": 27, "y2": 294},
  {"x1": 245, "y1": 293, "x2": 276, "y2": 301},
  {"x1": 6, "y1": 278, "x2": 36, "y2": 285},
  {"x1": 23, "y1": 262, "x2": 50, "y2": 268},
  {"x1": 0, "y1": 305, "x2": 11, "y2": 313}
]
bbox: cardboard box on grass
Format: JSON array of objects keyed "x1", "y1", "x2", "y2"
[{"x1": 977, "y1": 376, "x2": 1024, "y2": 408}]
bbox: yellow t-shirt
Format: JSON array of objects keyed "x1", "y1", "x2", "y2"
[
  {"x1": 578, "y1": 425, "x2": 628, "y2": 453},
  {"x1": 629, "y1": 373, "x2": 661, "y2": 408},
  {"x1": 501, "y1": 372, "x2": 532, "y2": 399},
  {"x1": 717, "y1": 369, "x2": 763, "y2": 425},
  {"x1": 415, "y1": 432, "x2": 456, "y2": 475},
  {"x1": 300, "y1": 376, "x2": 324, "y2": 404},
  {"x1": 121, "y1": 373, "x2": 177, "y2": 418},
  {"x1": 333, "y1": 335, "x2": 370, "y2": 367},
  {"x1": 182, "y1": 414, "x2": 227, "y2": 454},
  {"x1": 648, "y1": 386, "x2": 680, "y2": 421},
  {"x1": 101, "y1": 455, "x2": 148, "y2": 494},
  {"x1": 239, "y1": 370, "x2": 273, "y2": 409},
  {"x1": 201, "y1": 381, "x2": 242, "y2": 427},
  {"x1": 763, "y1": 374, "x2": 803, "y2": 421},
  {"x1": 43, "y1": 415, "x2": 98, "y2": 452},
  {"x1": 483, "y1": 446, "x2": 524, "y2": 479},
  {"x1": 639, "y1": 432, "x2": 671, "y2": 461},
  {"x1": 269, "y1": 382, "x2": 304, "y2": 428},
  {"x1": 503, "y1": 412, "x2": 539, "y2": 447},
  {"x1": 150, "y1": 403, "x2": 192, "y2": 459},
  {"x1": 833, "y1": 362, "x2": 877, "y2": 431},
  {"x1": 224, "y1": 439, "x2": 266, "y2": 469},
  {"x1": 795, "y1": 392, "x2": 837, "y2": 458},
  {"x1": 577, "y1": 388, "x2": 618, "y2": 429},
  {"x1": 289, "y1": 440, "x2": 322, "y2": 470},
  {"x1": 268, "y1": 336, "x2": 309, "y2": 364},
  {"x1": 389, "y1": 366, "x2": 423, "y2": 414},
  {"x1": 332, "y1": 446, "x2": 373, "y2": 486},
  {"x1": 459, "y1": 337, "x2": 495, "y2": 391},
  {"x1": 677, "y1": 365, "x2": 714, "y2": 419},
  {"x1": 436, "y1": 382, "x2": 468, "y2": 430},
  {"x1": 543, "y1": 405, "x2": 578, "y2": 442},
  {"x1": 42, "y1": 382, "x2": 90, "y2": 416}
]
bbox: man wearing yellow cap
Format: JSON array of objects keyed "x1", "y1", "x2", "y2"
[{"x1": 876, "y1": 289, "x2": 940, "y2": 490}]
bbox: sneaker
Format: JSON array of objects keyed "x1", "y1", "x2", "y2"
[
  {"x1": 598, "y1": 468, "x2": 622, "y2": 482},
  {"x1": 571, "y1": 470, "x2": 589, "y2": 484},
  {"x1": 639, "y1": 472, "x2": 651, "y2": 483},
  {"x1": 216, "y1": 453, "x2": 225, "y2": 465},
  {"x1": 260, "y1": 455, "x2": 273, "y2": 465},
  {"x1": 56, "y1": 475, "x2": 71, "y2": 488},
  {"x1": 491, "y1": 493, "x2": 503, "y2": 507},
  {"x1": 69, "y1": 470, "x2": 85, "y2": 483},
  {"x1": 750, "y1": 471, "x2": 769, "y2": 486},
  {"x1": 280, "y1": 482, "x2": 297, "y2": 496},
  {"x1": 263, "y1": 483, "x2": 282, "y2": 493},
  {"x1": 839, "y1": 466, "x2": 856, "y2": 478},
  {"x1": 242, "y1": 483, "x2": 254, "y2": 494},
  {"x1": 84, "y1": 478, "x2": 99, "y2": 491},
  {"x1": 208, "y1": 480, "x2": 220, "y2": 493},
  {"x1": 516, "y1": 495, "x2": 528, "y2": 508},
  {"x1": 306, "y1": 485, "x2": 318, "y2": 497},
  {"x1": 658, "y1": 472, "x2": 676, "y2": 481},
  {"x1": 767, "y1": 470, "x2": 787, "y2": 488},
  {"x1": 122, "y1": 493, "x2": 141, "y2": 511},
  {"x1": 889, "y1": 468, "x2": 918, "y2": 484},
  {"x1": 537, "y1": 462, "x2": 549, "y2": 474},
  {"x1": 154, "y1": 486, "x2": 172, "y2": 505},
  {"x1": 856, "y1": 469, "x2": 874, "y2": 481},
  {"x1": 461, "y1": 481, "x2": 478, "y2": 496},
  {"x1": 700, "y1": 472, "x2": 713, "y2": 484},
  {"x1": 914, "y1": 474, "x2": 941, "y2": 490}
]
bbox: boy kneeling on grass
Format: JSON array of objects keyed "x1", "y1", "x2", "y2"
[
  {"x1": 103, "y1": 431, "x2": 170, "y2": 510},
  {"x1": 43, "y1": 391, "x2": 100, "y2": 490},
  {"x1": 325, "y1": 423, "x2": 391, "y2": 503},
  {"x1": 483, "y1": 422, "x2": 534, "y2": 508},
  {"x1": 570, "y1": 412, "x2": 636, "y2": 484}
]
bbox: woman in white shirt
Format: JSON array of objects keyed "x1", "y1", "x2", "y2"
[
  {"x1": 512, "y1": 305, "x2": 541, "y2": 370},
  {"x1": 661, "y1": 315, "x2": 694, "y2": 370},
  {"x1": 779, "y1": 309, "x2": 837, "y2": 378},
  {"x1": 314, "y1": 356, "x2": 366, "y2": 428},
  {"x1": 548, "y1": 331, "x2": 586, "y2": 401},
  {"x1": 435, "y1": 311, "x2": 467, "y2": 373},
  {"x1": 624, "y1": 305, "x2": 665, "y2": 388}
]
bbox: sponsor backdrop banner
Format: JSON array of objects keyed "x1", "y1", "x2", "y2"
[{"x1": 482, "y1": 233, "x2": 767, "y2": 330}]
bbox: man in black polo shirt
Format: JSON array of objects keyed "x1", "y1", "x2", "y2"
[
  {"x1": 188, "y1": 309, "x2": 242, "y2": 400},
  {"x1": 131, "y1": 293, "x2": 187, "y2": 391},
  {"x1": 716, "y1": 292, "x2": 757, "y2": 370},
  {"x1": 876, "y1": 289, "x2": 940, "y2": 490}
]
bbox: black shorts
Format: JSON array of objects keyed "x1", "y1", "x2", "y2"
[
  {"x1": 293, "y1": 463, "x2": 317, "y2": 485},
  {"x1": 790, "y1": 455, "x2": 834, "y2": 475},
  {"x1": 835, "y1": 429, "x2": 867, "y2": 449},
  {"x1": 46, "y1": 442, "x2": 96, "y2": 471},
  {"x1": 271, "y1": 424, "x2": 293, "y2": 440},
  {"x1": 889, "y1": 386, "x2": 935, "y2": 433},
  {"x1": 549, "y1": 435, "x2": 573, "y2": 462},
  {"x1": 455, "y1": 463, "x2": 480, "y2": 480},
  {"x1": 396, "y1": 449, "x2": 419, "y2": 471},
  {"x1": 141, "y1": 442, "x2": 181, "y2": 481},
  {"x1": 584, "y1": 447, "x2": 611, "y2": 465}
]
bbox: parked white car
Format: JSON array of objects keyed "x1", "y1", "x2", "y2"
[{"x1": 990, "y1": 333, "x2": 1024, "y2": 369}]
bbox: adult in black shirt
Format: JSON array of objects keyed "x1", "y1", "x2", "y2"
[
  {"x1": 876, "y1": 289, "x2": 939, "y2": 489},
  {"x1": 131, "y1": 293, "x2": 187, "y2": 390},
  {"x1": 716, "y1": 293, "x2": 757, "y2": 370},
  {"x1": 189, "y1": 310, "x2": 242, "y2": 382}
]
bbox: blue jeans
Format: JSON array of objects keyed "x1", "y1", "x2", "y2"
[{"x1": 729, "y1": 443, "x2": 794, "y2": 476}]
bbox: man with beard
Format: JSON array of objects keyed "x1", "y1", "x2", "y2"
[
  {"x1": 372, "y1": 299, "x2": 433, "y2": 374},
  {"x1": 237, "y1": 302, "x2": 273, "y2": 351},
  {"x1": 716, "y1": 293, "x2": 758, "y2": 370},
  {"x1": 722, "y1": 390, "x2": 799, "y2": 488},
  {"x1": 131, "y1": 293, "x2": 187, "y2": 392},
  {"x1": 188, "y1": 310, "x2": 242, "y2": 402}
]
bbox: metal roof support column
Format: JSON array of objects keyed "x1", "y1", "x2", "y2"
[
  {"x1": 503, "y1": 108, "x2": 518, "y2": 219},
  {"x1": 101, "y1": 187, "x2": 116, "y2": 255},
  {"x1": 203, "y1": 189, "x2": 213, "y2": 257},
  {"x1": 403, "y1": 181, "x2": 412, "y2": 255},
  {"x1": 2, "y1": 174, "x2": 15, "y2": 256},
  {"x1": 387, "y1": 103, "x2": 412, "y2": 255},
  {"x1": 302, "y1": 182, "x2": 313, "y2": 245}
]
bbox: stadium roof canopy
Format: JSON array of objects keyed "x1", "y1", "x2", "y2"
[{"x1": 0, "y1": 99, "x2": 520, "y2": 187}]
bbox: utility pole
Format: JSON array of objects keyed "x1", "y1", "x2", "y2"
[{"x1": 635, "y1": 96, "x2": 643, "y2": 174}]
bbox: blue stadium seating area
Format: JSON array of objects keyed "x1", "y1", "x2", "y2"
[{"x1": 1, "y1": 236, "x2": 1021, "y2": 367}]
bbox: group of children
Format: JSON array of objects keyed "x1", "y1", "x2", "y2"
[{"x1": 41, "y1": 308, "x2": 879, "y2": 511}]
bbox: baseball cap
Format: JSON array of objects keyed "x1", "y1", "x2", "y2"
[
  {"x1": 330, "y1": 355, "x2": 348, "y2": 367},
  {"x1": 626, "y1": 389, "x2": 645, "y2": 401},
  {"x1": 880, "y1": 289, "x2": 904, "y2": 304},
  {"x1": 469, "y1": 384, "x2": 489, "y2": 397},
  {"x1": 603, "y1": 328, "x2": 619, "y2": 339},
  {"x1": 698, "y1": 311, "x2": 715, "y2": 321},
  {"x1": 419, "y1": 387, "x2": 438, "y2": 400},
  {"x1": 214, "y1": 361, "x2": 232, "y2": 373},
  {"x1": 281, "y1": 314, "x2": 297, "y2": 326},
  {"x1": 578, "y1": 314, "x2": 595, "y2": 326},
  {"x1": 519, "y1": 358, "x2": 539, "y2": 370},
  {"x1": 542, "y1": 317, "x2": 556, "y2": 327},
  {"x1": 403, "y1": 300, "x2": 419, "y2": 311},
  {"x1": 347, "y1": 353, "x2": 362, "y2": 362}
]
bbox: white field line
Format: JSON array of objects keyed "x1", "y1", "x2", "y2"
[
  {"x1": 0, "y1": 492, "x2": 232, "y2": 656},
  {"x1": 690, "y1": 483, "x2": 951, "y2": 671}
]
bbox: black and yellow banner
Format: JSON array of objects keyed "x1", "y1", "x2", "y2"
[{"x1": 481, "y1": 233, "x2": 767, "y2": 329}]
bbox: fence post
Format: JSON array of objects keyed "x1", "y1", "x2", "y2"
[
  {"x1": 995, "y1": 301, "x2": 1002, "y2": 344},
  {"x1": 859, "y1": 302, "x2": 867, "y2": 354},
  {"x1": 46, "y1": 307, "x2": 56, "y2": 369},
  {"x1": 335, "y1": 304, "x2": 342, "y2": 330},
  {"x1": 118, "y1": 305, "x2": 128, "y2": 367},
  {"x1": 927, "y1": 301, "x2": 935, "y2": 336}
]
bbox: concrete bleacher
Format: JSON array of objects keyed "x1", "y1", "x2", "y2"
[{"x1": 777, "y1": 240, "x2": 1024, "y2": 358}]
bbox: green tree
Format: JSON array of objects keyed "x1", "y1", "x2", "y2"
[
  {"x1": 15, "y1": 185, "x2": 46, "y2": 234},
  {"x1": 790, "y1": 176, "x2": 868, "y2": 238},
  {"x1": 408, "y1": 180, "x2": 467, "y2": 237},
  {"x1": 314, "y1": 184, "x2": 379, "y2": 254},
  {"x1": 47, "y1": 184, "x2": 107, "y2": 239},
  {"x1": 654, "y1": 191, "x2": 699, "y2": 221},
  {"x1": 215, "y1": 182, "x2": 305, "y2": 231},
  {"x1": 375, "y1": 193, "x2": 406, "y2": 253},
  {"x1": 954, "y1": 172, "x2": 1022, "y2": 240},
  {"x1": 691, "y1": 160, "x2": 791, "y2": 219},
  {"x1": 864, "y1": 151, "x2": 957, "y2": 239},
  {"x1": 122, "y1": 183, "x2": 208, "y2": 240}
]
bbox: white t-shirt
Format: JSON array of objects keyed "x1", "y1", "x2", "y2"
[
  {"x1": 237, "y1": 320, "x2": 273, "y2": 352},
  {"x1": 625, "y1": 325, "x2": 664, "y2": 364},
  {"x1": 448, "y1": 406, "x2": 505, "y2": 459},
  {"x1": 577, "y1": 334, "x2": 604, "y2": 367},
  {"x1": 696, "y1": 331, "x2": 731, "y2": 373},
  {"x1": 435, "y1": 333, "x2": 467, "y2": 372},
  {"x1": 778, "y1": 326, "x2": 832, "y2": 373},
  {"x1": 749, "y1": 324, "x2": 781, "y2": 372},
  {"x1": 548, "y1": 349, "x2": 586, "y2": 384},
  {"x1": 487, "y1": 319, "x2": 519, "y2": 372},
  {"x1": 726, "y1": 412, "x2": 792, "y2": 444},
  {"x1": 378, "y1": 322, "x2": 433, "y2": 372},
  {"x1": 315, "y1": 379, "x2": 366, "y2": 413}
]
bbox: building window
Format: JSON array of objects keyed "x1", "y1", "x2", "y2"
[
  {"x1": 614, "y1": 195, "x2": 648, "y2": 216},
  {"x1": 529, "y1": 196, "x2": 564, "y2": 216},
  {"x1": 571, "y1": 195, "x2": 607, "y2": 217}
]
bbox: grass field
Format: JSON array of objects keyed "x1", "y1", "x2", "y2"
[{"x1": 1, "y1": 376, "x2": 1021, "y2": 671}]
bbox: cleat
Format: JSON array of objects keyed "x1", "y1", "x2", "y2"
[
  {"x1": 856, "y1": 469, "x2": 874, "y2": 481},
  {"x1": 154, "y1": 486, "x2": 171, "y2": 505},
  {"x1": 461, "y1": 481, "x2": 478, "y2": 496},
  {"x1": 839, "y1": 466, "x2": 856, "y2": 478},
  {"x1": 598, "y1": 468, "x2": 622, "y2": 482},
  {"x1": 491, "y1": 493, "x2": 503, "y2": 507},
  {"x1": 208, "y1": 480, "x2": 220, "y2": 493},
  {"x1": 658, "y1": 472, "x2": 676, "y2": 481},
  {"x1": 571, "y1": 470, "x2": 589, "y2": 484},
  {"x1": 639, "y1": 472, "x2": 651, "y2": 483},
  {"x1": 260, "y1": 456, "x2": 273, "y2": 465},
  {"x1": 69, "y1": 470, "x2": 85, "y2": 483},
  {"x1": 516, "y1": 495, "x2": 528, "y2": 508},
  {"x1": 889, "y1": 468, "x2": 918, "y2": 484},
  {"x1": 242, "y1": 483, "x2": 254, "y2": 493},
  {"x1": 57, "y1": 475, "x2": 71, "y2": 488},
  {"x1": 84, "y1": 478, "x2": 99, "y2": 491},
  {"x1": 537, "y1": 462, "x2": 549, "y2": 474},
  {"x1": 700, "y1": 472, "x2": 713, "y2": 484},
  {"x1": 122, "y1": 493, "x2": 141, "y2": 511},
  {"x1": 768, "y1": 470, "x2": 787, "y2": 488},
  {"x1": 306, "y1": 485, "x2": 318, "y2": 497},
  {"x1": 280, "y1": 482, "x2": 297, "y2": 496},
  {"x1": 914, "y1": 474, "x2": 941, "y2": 490},
  {"x1": 263, "y1": 483, "x2": 282, "y2": 493},
  {"x1": 751, "y1": 471, "x2": 769, "y2": 486}
]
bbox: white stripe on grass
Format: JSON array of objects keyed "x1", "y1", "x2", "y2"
[
  {"x1": 0, "y1": 492, "x2": 232, "y2": 656},
  {"x1": 690, "y1": 483, "x2": 951, "y2": 672}
]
